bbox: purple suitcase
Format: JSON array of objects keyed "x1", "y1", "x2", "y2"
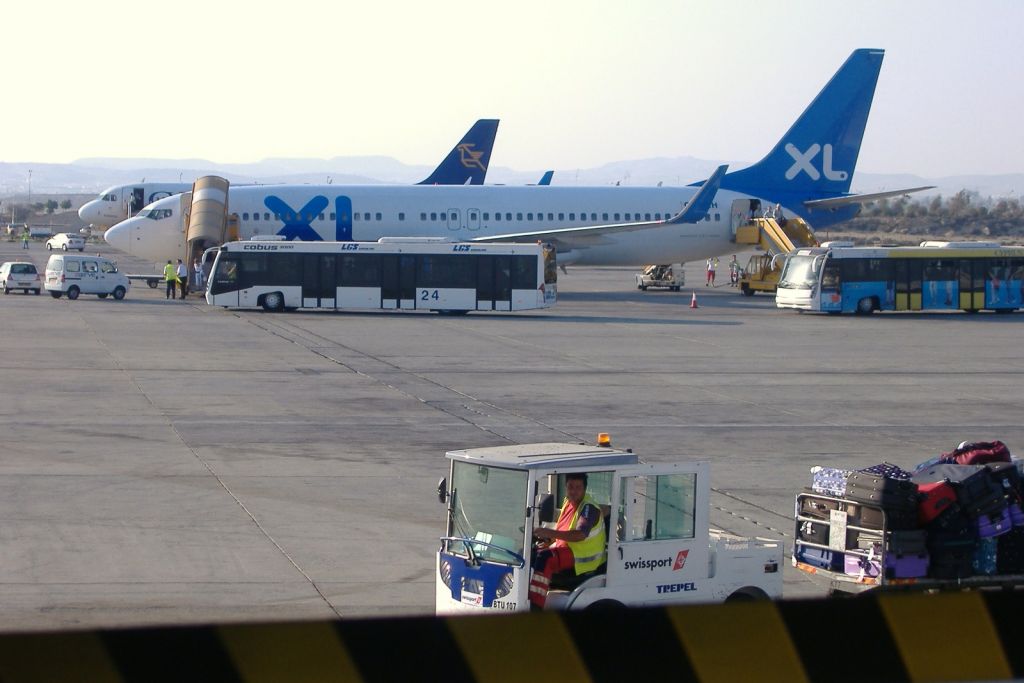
[
  {"x1": 885, "y1": 552, "x2": 929, "y2": 578},
  {"x1": 977, "y1": 506, "x2": 1013, "y2": 538},
  {"x1": 844, "y1": 554, "x2": 880, "y2": 579}
]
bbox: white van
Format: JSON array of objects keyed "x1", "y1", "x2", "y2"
[{"x1": 45, "y1": 254, "x2": 131, "y2": 300}]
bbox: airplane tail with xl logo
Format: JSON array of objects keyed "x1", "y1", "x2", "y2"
[{"x1": 715, "y1": 49, "x2": 884, "y2": 213}]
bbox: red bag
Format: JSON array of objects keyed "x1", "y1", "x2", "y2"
[
  {"x1": 940, "y1": 440, "x2": 1011, "y2": 466},
  {"x1": 918, "y1": 481, "x2": 959, "y2": 524}
]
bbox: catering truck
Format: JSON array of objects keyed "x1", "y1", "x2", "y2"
[{"x1": 435, "y1": 437, "x2": 782, "y2": 614}]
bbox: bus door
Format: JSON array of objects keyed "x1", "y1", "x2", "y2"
[
  {"x1": 380, "y1": 255, "x2": 416, "y2": 309},
  {"x1": 958, "y1": 259, "x2": 984, "y2": 311},
  {"x1": 476, "y1": 256, "x2": 494, "y2": 310},
  {"x1": 302, "y1": 253, "x2": 337, "y2": 308},
  {"x1": 820, "y1": 261, "x2": 841, "y2": 312},
  {"x1": 922, "y1": 259, "x2": 957, "y2": 310},
  {"x1": 894, "y1": 259, "x2": 910, "y2": 311},
  {"x1": 984, "y1": 257, "x2": 1017, "y2": 309},
  {"x1": 907, "y1": 260, "x2": 923, "y2": 311},
  {"x1": 494, "y1": 255, "x2": 512, "y2": 311},
  {"x1": 447, "y1": 209, "x2": 461, "y2": 232}
]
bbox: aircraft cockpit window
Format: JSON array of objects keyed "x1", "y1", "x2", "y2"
[
  {"x1": 103, "y1": 193, "x2": 117, "y2": 201},
  {"x1": 141, "y1": 209, "x2": 173, "y2": 220}
]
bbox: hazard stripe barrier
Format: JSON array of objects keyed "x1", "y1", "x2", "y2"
[{"x1": 1, "y1": 591, "x2": 1024, "y2": 682}]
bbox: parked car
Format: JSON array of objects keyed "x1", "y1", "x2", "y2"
[
  {"x1": 45, "y1": 233, "x2": 86, "y2": 252},
  {"x1": 0, "y1": 261, "x2": 42, "y2": 295},
  {"x1": 45, "y1": 254, "x2": 130, "y2": 300}
]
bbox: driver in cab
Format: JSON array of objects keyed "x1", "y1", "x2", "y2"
[{"x1": 529, "y1": 472, "x2": 606, "y2": 608}]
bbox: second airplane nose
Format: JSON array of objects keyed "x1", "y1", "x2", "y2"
[{"x1": 103, "y1": 223, "x2": 131, "y2": 254}]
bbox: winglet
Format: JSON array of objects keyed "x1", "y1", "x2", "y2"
[
  {"x1": 668, "y1": 165, "x2": 727, "y2": 224},
  {"x1": 537, "y1": 171, "x2": 554, "y2": 186},
  {"x1": 417, "y1": 119, "x2": 499, "y2": 186}
]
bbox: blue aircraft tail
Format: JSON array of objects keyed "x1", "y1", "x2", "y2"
[
  {"x1": 716, "y1": 49, "x2": 884, "y2": 206},
  {"x1": 417, "y1": 119, "x2": 499, "y2": 185}
]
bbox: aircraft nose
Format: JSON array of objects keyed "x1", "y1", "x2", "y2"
[
  {"x1": 78, "y1": 200, "x2": 100, "y2": 222},
  {"x1": 104, "y1": 221, "x2": 132, "y2": 254}
]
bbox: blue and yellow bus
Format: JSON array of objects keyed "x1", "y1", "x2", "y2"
[{"x1": 776, "y1": 241, "x2": 1024, "y2": 314}]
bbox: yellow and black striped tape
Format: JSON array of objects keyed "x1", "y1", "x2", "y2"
[{"x1": 0, "y1": 591, "x2": 1022, "y2": 682}]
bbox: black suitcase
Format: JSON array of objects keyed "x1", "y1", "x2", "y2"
[
  {"x1": 928, "y1": 536, "x2": 975, "y2": 580},
  {"x1": 926, "y1": 503, "x2": 973, "y2": 534},
  {"x1": 997, "y1": 527, "x2": 1024, "y2": 574},
  {"x1": 846, "y1": 472, "x2": 919, "y2": 509},
  {"x1": 799, "y1": 490, "x2": 842, "y2": 518},
  {"x1": 797, "y1": 518, "x2": 830, "y2": 545},
  {"x1": 912, "y1": 464, "x2": 1005, "y2": 518},
  {"x1": 987, "y1": 462, "x2": 1023, "y2": 500},
  {"x1": 847, "y1": 501, "x2": 918, "y2": 531}
]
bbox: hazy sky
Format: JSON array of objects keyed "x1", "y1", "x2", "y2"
[{"x1": 4, "y1": 0, "x2": 1021, "y2": 176}]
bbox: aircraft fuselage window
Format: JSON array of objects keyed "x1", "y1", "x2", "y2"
[
  {"x1": 505, "y1": 213, "x2": 511, "y2": 221},
  {"x1": 364, "y1": 212, "x2": 371, "y2": 221},
  {"x1": 354, "y1": 213, "x2": 361, "y2": 221},
  {"x1": 715, "y1": 213, "x2": 721, "y2": 221},
  {"x1": 330, "y1": 212, "x2": 337, "y2": 221},
  {"x1": 527, "y1": 213, "x2": 533, "y2": 221},
  {"x1": 569, "y1": 213, "x2": 575, "y2": 221},
  {"x1": 483, "y1": 213, "x2": 490, "y2": 221},
  {"x1": 420, "y1": 212, "x2": 427, "y2": 221},
  {"x1": 602, "y1": 213, "x2": 609, "y2": 221},
  {"x1": 263, "y1": 213, "x2": 270, "y2": 221},
  {"x1": 399, "y1": 212, "x2": 406, "y2": 221},
  {"x1": 319, "y1": 213, "x2": 325, "y2": 221},
  {"x1": 243, "y1": 213, "x2": 249, "y2": 220},
  {"x1": 469, "y1": 212, "x2": 476, "y2": 220},
  {"x1": 375, "y1": 212, "x2": 382, "y2": 221},
  {"x1": 645, "y1": 213, "x2": 651, "y2": 221},
  {"x1": 430, "y1": 212, "x2": 437, "y2": 221},
  {"x1": 517, "y1": 212, "x2": 523, "y2": 220},
  {"x1": 614, "y1": 213, "x2": 620, "y2": 221},
  {"x1": 495, "y1": 213, "x2": 501, "y2": 221}
]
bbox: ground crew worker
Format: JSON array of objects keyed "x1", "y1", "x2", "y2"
[
  {"x1": 529, "y1": 472, "x2": 605, "y2": 609},
  {"x1": 21, "y1": 227, "x2": 30, "y2": 249},
  {"x1": 729, "y1": 255, "x2": 740, "y2": 287},
  {"x1": 163, "y1": 260, "x2": 177, "y2": 299},
  {"x1": 175, "y1": 258, "x2": 189, "y2": 299}
]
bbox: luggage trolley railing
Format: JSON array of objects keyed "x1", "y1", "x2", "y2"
[{"x1": 793, "y1": 491, "x2": 898, "y2": 591}]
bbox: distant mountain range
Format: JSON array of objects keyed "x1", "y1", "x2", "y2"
[{"x1": 1, "y1": 156, "x2": 1021, "y2": 201}]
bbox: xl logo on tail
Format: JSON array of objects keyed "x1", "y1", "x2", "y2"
[
  {"x1": 457, "y1": 143, "x2": 487, "y2": 171},
  {"x1": 785, "y1": 143, "x2": 847, "y2": 182}
]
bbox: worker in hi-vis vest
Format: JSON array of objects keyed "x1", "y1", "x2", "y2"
[
  {"x1": 529, "y1": 472, "x2": 606, "y2": 608},
  {"x1": 163, "y1": 260, "x2": 177, "y2": 300}
]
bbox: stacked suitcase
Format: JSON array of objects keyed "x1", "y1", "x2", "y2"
[{"x1": 796, "y1": 455, "x2": 1024, "y2": 584}]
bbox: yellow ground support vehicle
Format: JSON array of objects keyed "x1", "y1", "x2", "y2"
[
  {"x1": 635, "y1": 263, "x2": 684, "y2": 291},
  {"x1": 739, "y1": 253, "x2": 781, "y2": 296}
]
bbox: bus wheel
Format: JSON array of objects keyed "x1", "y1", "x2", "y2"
[
  {"x1": 855, "y1": 297, "x2": 875, "y2": 314},
  {"x1": 585, "y1": 599, "x2": 625, "y2": 611},
  {"x1": 995, "y1": 308, "x2": 1014, "y2": 315},
  {"x1": 262, "y1": 292, "x2": 285, "y2": 312}
]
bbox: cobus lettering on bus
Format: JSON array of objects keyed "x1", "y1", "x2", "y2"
[{"x1": 242, "y1": 244, "x2": 279, "y2": 251}]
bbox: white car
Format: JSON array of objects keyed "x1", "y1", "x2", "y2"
[
  {"x1": 45, "y1": 233, "x2": 86, "y2": 252},
  {"x1": 0, "y1": 261, "x2": 42, "y2": 295}
]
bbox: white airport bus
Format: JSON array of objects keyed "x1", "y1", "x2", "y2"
[{"x1": 205, "y1": 238, "x2": 557, "y2": 313}]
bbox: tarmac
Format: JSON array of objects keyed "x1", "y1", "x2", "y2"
[{"x1": 1, "y1": 236, "x2": 1022, "y2": 631}]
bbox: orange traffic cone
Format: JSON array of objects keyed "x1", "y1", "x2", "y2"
[{"x1": 690, "y1": 291, "x2": 698, "y2": 309}]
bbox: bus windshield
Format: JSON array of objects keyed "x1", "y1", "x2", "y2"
[
  {"x1": 448, "y1": 461, "x2": 527, "y2": 565},
  {"x1": 779, "y1": 254, "x2": 820, "y2": 290}
]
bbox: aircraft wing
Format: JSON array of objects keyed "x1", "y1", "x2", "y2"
[
  {"x1": 471, "y1": 165, "x2": 727, "y2": 248},
  {"x1": 803, "y1": 186, "x2": 935, "y2": 211}
]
